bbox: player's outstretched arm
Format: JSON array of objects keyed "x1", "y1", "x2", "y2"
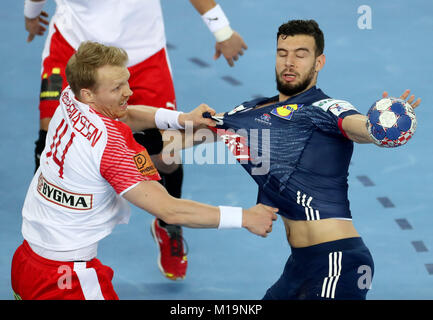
[
  {"x1": 189, "y1": 0, "x2": 248, "y2": 67},
  {"x1": 123, "y1": 180, "x2": 278, "y2": 237},
  {"x1": 342, "y1": 89, "x2": 421, "y2": 145},
  {"x1": 121, "y1": 103, "x2": 216, "y2": 132}
]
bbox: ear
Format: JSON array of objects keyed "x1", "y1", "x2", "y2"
[
  {"x1": 79, "y1": 88, "x2": 94, "y2": 104},
  {"x1": 315, "y1": 54, "x2": 326, "y2": 72}
]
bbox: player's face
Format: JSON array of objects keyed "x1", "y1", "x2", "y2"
[
  {"x1": 275, "y1": 34, "x2": 325, "y2": 100},
  {"x1": 89, "y1": 65, "x2": 133, "y2": 119}
]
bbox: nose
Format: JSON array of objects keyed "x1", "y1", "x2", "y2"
[
  {"x1": 124, "y1": 85, "x2": 133, "y2": 97},
  {"x1": 284, "y1": 53, "x2": 295, "y2": 68}
]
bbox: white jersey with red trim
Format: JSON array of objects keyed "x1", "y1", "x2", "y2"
[
  {"x1": 22, "y1": 87, "x2": 160, "y2": 252},
  {"x1": 51, "y1": 0, "x2": 166, "y2": 67}
]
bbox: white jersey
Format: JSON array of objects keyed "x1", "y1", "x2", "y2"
[
  {"x1": 22, "y1": 87, "x2": 160, "y2": 254},
  {"x1": 50, "y1": 0, "x2": 166, "y2": 67}
]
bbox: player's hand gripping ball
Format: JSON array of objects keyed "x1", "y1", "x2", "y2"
[{"x1": 367, "y1": 97, "x2": 417, "y2": 147}]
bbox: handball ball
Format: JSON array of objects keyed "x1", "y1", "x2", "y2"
[{"x1": 367, "y1": 97, "x2": 417, "y2": 147}]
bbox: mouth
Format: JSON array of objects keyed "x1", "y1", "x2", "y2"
[
  {"x1": 282, "y1": 72, "x2": 297, "y2": 82},
  {"x1": 120, "y1": 100, "x2": 128, "y2": 110}
]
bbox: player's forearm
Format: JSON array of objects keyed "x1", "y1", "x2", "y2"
[
  {"x1": 121, "y1": 105, "x2": 158, "y2": 131},
  {"x1": 342, "y1": 114, "x2": 374, "y2": 144},
  {"x1": 124, "y1": 181, "x2": 276, "y2": 236},
  {"x1": 123, "y1": 180, "x2": 235, "y2": 229},
  {"x1": 123, "y1": 105, "x2": 186, "y2": 132},
  {"x1": 161, "y1": 198, "x2": 221, "y2": 228},
  {"x1": 189, "y1": 0, "x2": 217, "y2": 15},
  {"x1": 161, "y1": 125, "x2": 217, "y2": 154},
  {"x1": 164, "y1": 199, "x2": 277, "y2": 237}
]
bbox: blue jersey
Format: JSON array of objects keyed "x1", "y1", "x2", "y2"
[{"x1": 214, "y1": 86, "x2": 360, "y2": 221}]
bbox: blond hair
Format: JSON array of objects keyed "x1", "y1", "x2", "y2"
[{"x1": 65, "y1": 41, "x2": 128, "y2": 97}]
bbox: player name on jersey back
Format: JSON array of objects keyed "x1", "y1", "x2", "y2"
[{"x1": 62, "y1": 91, "x2": 102, "y2": 147}]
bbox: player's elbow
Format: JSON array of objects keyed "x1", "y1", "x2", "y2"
[
  {"x1": 158, "y1": 213, "x2": 180, "y2": 226},
  {"x1": 342, "y1": 115, "x2": 372, "y2": 144},
  {"x1": 155, "y1": 198, "x2": 186, "y2": 226},
  {"x1": 347, "y1": 132, "x2": 373, "y2": 144}
]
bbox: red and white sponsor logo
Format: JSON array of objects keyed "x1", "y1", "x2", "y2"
[{"x1": 37, "y1": 174, "x2": 93, "y2": 210}]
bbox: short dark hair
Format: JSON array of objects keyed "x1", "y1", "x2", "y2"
[{"x1": 277, "y1": 19, "x2": 324, "y2": 56}]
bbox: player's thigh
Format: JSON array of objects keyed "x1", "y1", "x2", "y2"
[
  {"x1": 11, "y1": 242, "x2": 84, "y2": 299},
  {"x1": 11, "y1": 242, "x2": 118, "y2": 300},
  {"x1": 262, "y1": 255, "x2": 302, "y2": 300}
]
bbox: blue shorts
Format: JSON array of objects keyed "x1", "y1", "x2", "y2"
[{"x1": 263, "y1": 237, "x2": 374, "y2": 300}]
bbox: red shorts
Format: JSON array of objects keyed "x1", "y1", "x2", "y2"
[
  {"x1": 11, "y1": 241, "x2": 119, "y2": 300},
  {"x1": 39, "y1": 25, "x2": 176, "y2": 119}
]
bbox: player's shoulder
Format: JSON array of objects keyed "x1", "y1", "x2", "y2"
[
  {"x1": 311, "y1": 97, "x2": 359, "y2": 117},
  {"x1": 98, "y1": 115, "x2": 131, "y2": 143}
]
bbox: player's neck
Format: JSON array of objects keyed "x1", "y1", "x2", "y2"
[{"x1": 278, "y1": 82, "x2": 317, "y2": 102}]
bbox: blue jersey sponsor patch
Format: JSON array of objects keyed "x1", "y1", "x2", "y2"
[
  {"x1": 270, "y1": 104, "x2": 304, "y2": 120},
  {"x1": 312, "y1": 99, "x2": 358, "y2": 116}
]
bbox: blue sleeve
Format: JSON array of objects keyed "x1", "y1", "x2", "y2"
[{"x1": 309, "y1": 99, "x2": 361, "y2": 136}]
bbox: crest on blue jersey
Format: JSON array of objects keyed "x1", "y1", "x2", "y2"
[
  {"x1": 254, "y1": 113, "x2": 272, "y2": 126},
  {"x1": 270, "y1": 104, "x2": 303, "y2": 120}
]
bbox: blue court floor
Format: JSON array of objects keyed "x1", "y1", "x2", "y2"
[{"x1": 1, "y1": 0, "x2": 432, "y2": 300}]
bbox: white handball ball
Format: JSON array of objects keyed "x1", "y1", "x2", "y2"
[{"x1": 367, "y1": 97, "x2": 417, "y2": 147}]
